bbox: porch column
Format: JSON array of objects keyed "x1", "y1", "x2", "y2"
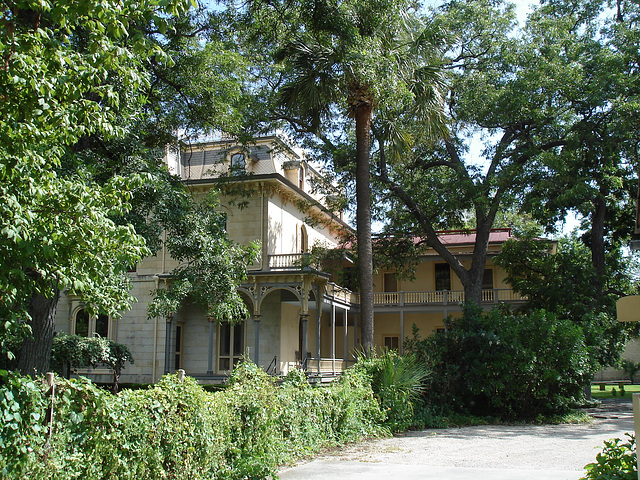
[
  {"x1": 207, "y1": 318, "x2": 214, "y2": 375},
  {"x1": 253, "y1": 315, "x2": 262, "y2": 366},
  {"x1": 400, "y1": 311, "x2": 405, "y2": 354},
  {"x1": 316, "y1": 298, "x2": 322, "y2": 360},
  {"x1": 354, "y1": 312, "x2": 358, "y2": 351},
  {"x1": 343, "y1": 308, "x2": 348, "y2": 366},
  {"x1": 331, "y1": 303, "x2": 336, "y2": 374},
  {"x1": 300, "y1": 314, "x2": 309, "y2": 369},
  {"x1": 164, "y1": 314, "x2": 173, "y2": 374}
]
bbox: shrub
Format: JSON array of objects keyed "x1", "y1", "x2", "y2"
[
  {"x1": 276, "y1": 368, "x2": 329, "y2": 458},
  {"x1": 118, "y1": 374, "x2": 231, "y2": 479},
  {"x1": 50, "y1": 333, "x2": 133, "y2": 392},
  {"x1": 0, "y1": 362, "x2": 385, "y2": 479},
  {"x1": 0, "y1": 370, "x2": 47, "y2": 478},
  {"x1": 581, "y1": 435, "x2": 636, "y2": 480},
  {"x1": 621, "y1": 359, "x2": 640, "y2": 384},
  {"x1": 355, "y1": 351, "x2": 429, "y2": 432},
  {"x1": 408, "y1": 305, "x2": 596, "y2": 419},
  {"x1": 322, "y1": 367, "x2": 386, "y2": 441},
  {"x1": 222, "y1": 362, "x2": 280, "y2": 479}
]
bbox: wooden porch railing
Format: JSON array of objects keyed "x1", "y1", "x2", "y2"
[
  {"x1": 268, "y1": 253, "x2": 316, "y2": 270},
  {"x1": 373, "y1": 289, "x2": 526, "y2": 306}
]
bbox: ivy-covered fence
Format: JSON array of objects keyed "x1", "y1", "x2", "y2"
[{"x1": 0, "y1": 363, "x2": 385, "y2": 480}]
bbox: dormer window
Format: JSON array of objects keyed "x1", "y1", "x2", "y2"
[{"x1": 230, "y1": 152, "x2": 245, "y2": 174}]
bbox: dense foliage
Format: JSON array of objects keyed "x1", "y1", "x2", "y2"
[
  {"x1": 0, "y1": 0, "x2": 261, "y2": 374},
  {"x1": 147, "y1": 192, "x2": 260, "y2": 322},
  {"x1": 495, "y1": 235, "x2": 632, "y2": 367},
  {"x1": 367, "y1": 0, "x2": 640, "y2": 309},
  {"x1": 0, "y1": 363, "x2": 385, "y2": 479},
  {"x1": 49, "y1": 334, "x2": 134, "y2": 392},
  {"x1": 0, "y1": 0, "x2": 199, "y2": 374},
  {"x1": 406, "y1": 306, "x2": 596, "y2": 419},
  {"x1": 581, "y1": 436, "x2": 637, "y2": 480},
  {"x1": 354, "y1": 351, "x2": 430, "y2": 432}
]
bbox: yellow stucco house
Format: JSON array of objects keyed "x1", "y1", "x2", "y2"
[{"x1": 55, "y1": 136, "x2": 527, "y2": 384}]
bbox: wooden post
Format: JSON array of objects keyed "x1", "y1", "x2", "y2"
[
  {"x1": 634, "y1": 393, "x2": 640, "y2": 480},
  {"x1": 45, "y1": 372, "x2": 55, "y2": 443}
]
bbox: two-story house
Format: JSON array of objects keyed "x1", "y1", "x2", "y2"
[{"x1": 54, "y1": 136, "x2": 527, "y2": 384}]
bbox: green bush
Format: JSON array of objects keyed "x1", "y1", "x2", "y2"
[
  {"x1": 0, "y1": 370, "x2": 47, "y2": 479},
  {"x1": 222, "y1": 362, "x2": 280, "y2": 479},
  {"x1": 275, "y1": 366, "x2": 385, "y2": 462},
  {"x1": 408, "y1": 305, "x2": 596, "y2": 419},
  {"x1": 581, "y1": 435, "x2": 636, "y2": 480},
  {"x1": 621, "y1": 359, "x2": 640, "y2": 384},
  {"x1": 322, "y1": 367, "x2": 387, "y2": 441},
  {"x1": 50, "y1": 333, "x2": 134, "y2": 392},
  {"x1": 0, "y1": 362, "x2": 385, "y2": 479},
  {"x1": 355, "y1": 351, "x2": 429, "y2": 432}
]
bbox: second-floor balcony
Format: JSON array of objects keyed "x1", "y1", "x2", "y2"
[
  {"x1": 373, "y1": 289, "x2": 526, "y2": 307},
  {"x1": 268, "y1": 253, "x2": 315, "y2": 270},
  {"x1": 266, "y1": 254, "x2": 526, "y2": 307}
]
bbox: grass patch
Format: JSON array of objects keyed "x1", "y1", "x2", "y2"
[
  {"x1": 591, "y1": 383, "x2": 640, "y2": 400},
  {"x1": 420, "y1": 410, "x2": 591, "y2": 429},
  {"x1": 537, "y1": 410, "x2": 592, "y2": 425}
]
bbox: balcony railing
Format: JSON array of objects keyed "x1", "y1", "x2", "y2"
[
  {"x1": 325, "y1": 282, "x2": 358, "y2": 304},
  {"x1": 373, "y1": 289, "x2": 526, "y2": 306},
  {"x1": 268, "y1": 253, "x2": 316, "y2": 270}
]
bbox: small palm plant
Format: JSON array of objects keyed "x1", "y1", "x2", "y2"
[
  {"x1": 621, "y1": 359, "x2": 640, "y2": 384},
  {"x1": 356, "y1": 350, "x2": 430, "y2": 432}
]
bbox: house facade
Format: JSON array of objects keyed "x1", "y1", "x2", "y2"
[{"x1": 54, "y1": 136, "x2": 527, "y2": 384}]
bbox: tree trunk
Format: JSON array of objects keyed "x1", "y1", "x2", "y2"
[
  {"x1": 591, "y1": 192, "x2": 607, "y2": 296},
  {"x1": 463, "y1": 268, "x2": 484, "y2": 306},
  {"x1": 463, "y1": 218, "x2": 494, "y2": 306},
  {"x1": 353, "y1": 102, "x2": 375, "y2": 355},
  {"x1": 17, "y1": 289, "x2": 60, "y2": 376}
]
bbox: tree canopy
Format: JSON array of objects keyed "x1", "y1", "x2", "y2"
[
  {"x1": 0, "y1": 0, "x2": 257, "y2": 374},
  {"x1": 370, "y1": 0, "x2": 639, "y2": 309},
  {"x1": 232, "y1": 0, "x2": 447, "y2": 351}
]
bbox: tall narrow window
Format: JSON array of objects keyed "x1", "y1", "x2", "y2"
[
  {"x1": 175, "y1": 324, "x2": 183, "y2": 370},
  {"x1": 95, "y1": 314, "x2": 109, "y2": 337},
  {"x1": 299, "y1": 165, "x2": 305, "y2": 190},
  {"x1": 230, "y1": 152, "x2": 245, "y2": 174},
  {"x1": 74, "y1": 309, "x2": 90, "y2": 337},
  {"x1": 300, "y1": 225, "x2": 309, "y2": 253},
  {"x1": 482, "y1": 269, "x2": 494, "y2": 289},
  {"x1": 383, "y1": 272, "x2": 397, "y2": 292},
  {"x1": 218, "y1": 321, "x2": 245, "y2": 372},
  {"x1": 435, "y1": 263, "x2": 451, "y2": 291}
]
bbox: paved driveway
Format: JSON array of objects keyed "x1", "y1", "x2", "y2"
[{"x1": 278, "y1": 401, "x2": 635, "y2": 480}]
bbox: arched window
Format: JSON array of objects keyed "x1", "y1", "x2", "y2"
[
  {"x1": 300, "y1": 225, "x2": 309, "y2": 253},
  {"x1": 74, "y1": 309, "x2": 90, "y2": 337},
  {"x1": 73, "y1": 308, "x2": 111, "y2": 338}
]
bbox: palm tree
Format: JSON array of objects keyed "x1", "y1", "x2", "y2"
[{"x1": 243, "y1": 0, "x2": 446, "y2": 353}]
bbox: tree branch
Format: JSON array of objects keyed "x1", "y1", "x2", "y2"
[{"x1": 375, "y1": 135, "x2": 469, "y2": 282}]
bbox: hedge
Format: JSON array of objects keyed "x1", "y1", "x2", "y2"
[{"x1": 0, "y1": 362, "x2": 386, "y2": 479}]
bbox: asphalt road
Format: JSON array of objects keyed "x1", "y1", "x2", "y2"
[{"x1": 278, "y1": 400, "x2": 635, "y2": 480}]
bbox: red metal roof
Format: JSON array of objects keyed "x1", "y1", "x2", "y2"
[{"x1": 434, "y1": 229, "x2": 512, "y2": 246}]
